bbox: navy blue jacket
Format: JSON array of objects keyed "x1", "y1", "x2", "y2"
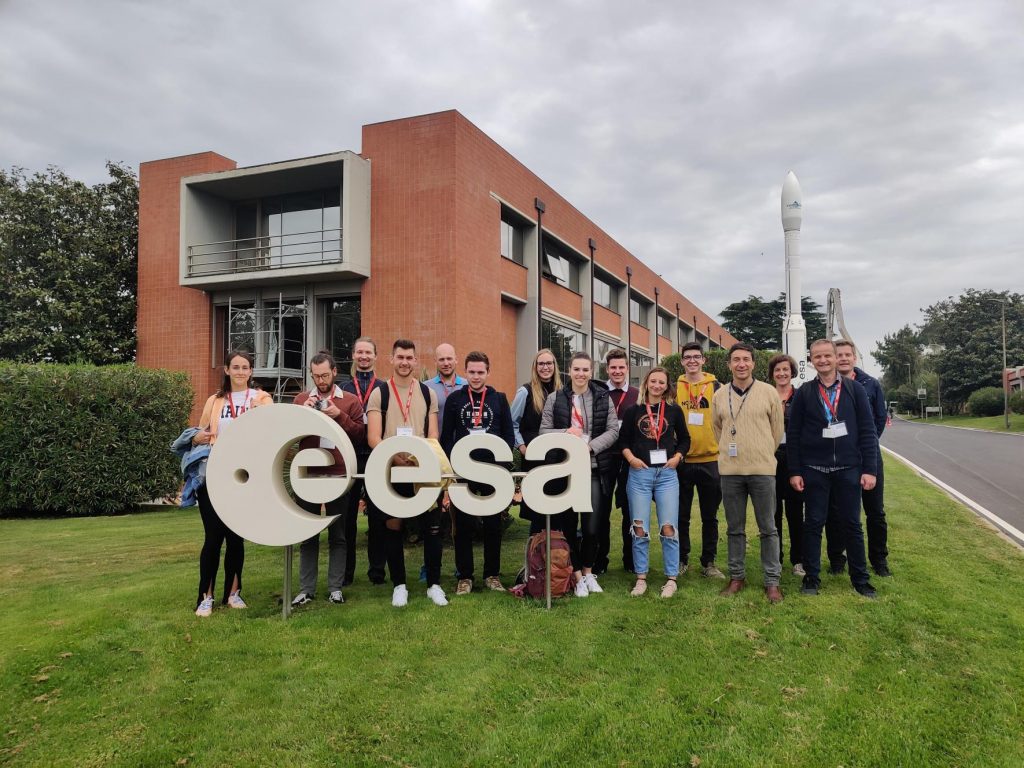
[
  {"x1": 440, "y1": 385, "x2": 515, "y2": 455},
  {"x1": 853, "y1": 366, "x2": 887, "y2": 438},
  {"x1": 786, "y1": 375, "x2": 879, "y2": 477}
]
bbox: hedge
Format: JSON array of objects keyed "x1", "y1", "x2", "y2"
[
  {"x1": 966, "y1": 386, "x2": 1005, "y2": 417},
  {"x1": 1011, "y1": 390, "x2": 1024, "y2": 415},
  {"x1": 0, "y1": 363, "x2": 193, "y2": 516}
]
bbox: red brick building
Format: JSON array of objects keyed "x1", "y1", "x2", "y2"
[{"x1": 138, "y1": 110, "x2": 736, "y2": 420}]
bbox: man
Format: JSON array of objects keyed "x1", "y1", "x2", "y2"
[
  {"x1": 440, "y1": 351, "x2": 515, "y2": 594},
  {"x1": 787, "y1": 339, "x2": 879, "y2": 599},
  {"x1": 340, "y1": 336, "x2": 388, "y2": 585},
  {"x1": 599, "y1": 349, "x2": 639, "y2": 573},
  {"x1": 426, "y1": 342, "x2": 468, "y2": 433},
  {"x1": 711, "y1": 343, "x2": 785, "y2": 603},
  {"x1": 675, "y1": 342, "x2": 726, "y2": 579},
  {"x1": 291, "y1": 351, "x2": 366, "y2": 606},
  {"x1": 366, "y1": 339, "x2": 448, "y2": 608},
  {"x1": 826, "y1": 340, "x2": 891, "y2": 577}
]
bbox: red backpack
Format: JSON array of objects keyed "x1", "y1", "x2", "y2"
[{"x1": 525, "y1": 531, "x2": 574, "y2": 599}]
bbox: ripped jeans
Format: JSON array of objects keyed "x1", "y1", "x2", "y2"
[{"x1": 626, "y1": 466, "x2": 680, "y2": 577}]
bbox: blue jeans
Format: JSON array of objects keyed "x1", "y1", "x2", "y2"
[{"x1": 627, "y1": 466, "x2": 680, "y2": 577}]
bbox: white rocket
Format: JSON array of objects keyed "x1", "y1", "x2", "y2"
[{"x1": 781, "y1": 171, "x2": 809, "y2": 386}]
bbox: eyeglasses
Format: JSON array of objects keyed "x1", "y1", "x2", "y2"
[
  {"x1": 682, "y1": 355, "x2": 703, "y2": 361},
  {"x1": 536, "y1": 361, "x2": 555, "y2": 368},
  {"x1": 312, "y1": 373, "x2": 333, "y2": 381}
]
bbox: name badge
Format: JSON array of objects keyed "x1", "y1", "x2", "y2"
[
  {"x1": 728, "y1": 442, "x2": 738, "y2": 457},
  {"x1": 319, "y1": 438, "x2": 335, "y2": 450},
  {"x1": 397, "y1": 426, "x2": 414, "y2": 437},
  {"x1": 822, "y1": 421, "x2": 848, "y2": 439},
  {"x1": 362, "y1": 412, "x2": 368, "y2": 424},
  {"x1": 616, "y1": 420, "x2": 623, "y2": 431},
  {"x1": 649, "y1": 449, "x2": 668, "y2": 465},
  {"x1": 469, "y1": 427, "x2": 486, "y2": 435},
  {"x1": 780, "y1": 433, "x2": 787, "y2": 445},
  {"x1": 688, "y1": 412, "x2": 704, "y2": 426}
]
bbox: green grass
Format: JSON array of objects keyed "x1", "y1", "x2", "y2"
[
  {"x1": 910, "y1": 412, "x2": 1024, "y2": 433},
  {"x1": 2, "y1": 460, "x2": 1023, "y2": 767}
]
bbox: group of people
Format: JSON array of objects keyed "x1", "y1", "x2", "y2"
[{"x1": 190, "y1": 334, "x2": 890, "y2": 616}]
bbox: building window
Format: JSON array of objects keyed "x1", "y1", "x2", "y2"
[
  {"x1": 593, "y1": 338, "x2": 624, "y2": 380},
  {"x1": 500, "y1": 208, "x2": 526, "y2": 266},
  {"x1": 657, "y1": 313, "x2": 672, "y2": 338},
  {"x1": 629, "y1": 350, "x2": 654, "y2": 387},
  {"x1": 594, "y1": 276, "x2": 619, "y2": 313},
  {"x1": 629, "y1": 297, "x2": 649, "y2": 328},
  {"x1": 542, "y1": 237, "x2": 581, "y2": 292},
  {"x1": 541, "y1": 318, "x2": 586, "y2": 375},
  {"x1": 323, "y1": 297, "x2": 361, "y2": 380},
  {"x1": 232, "y1": 187, "x2": 341, "y2": 270}
]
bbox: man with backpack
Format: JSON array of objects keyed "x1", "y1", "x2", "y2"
[{"x1": 365, "y1": 339, "x2": 448, "y2": 608}]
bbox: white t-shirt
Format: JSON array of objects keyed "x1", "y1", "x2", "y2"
[{"x1": 218, "y1": 389, "x2": 256, "y2": 431}]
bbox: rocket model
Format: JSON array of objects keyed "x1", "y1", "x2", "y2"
[{"x1": 781, "y1": 171, "x2": 809, "y2": 386}]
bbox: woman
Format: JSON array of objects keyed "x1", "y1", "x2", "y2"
[
  {"x1": 540, "y1": 351, "x2": 619, "y2": 597},
  {"x1": 620, "y1": 367, "x2": 689, "y2": 598},
  {"x1": 768, "y1": 353, "x2": 805, "y2": 577},
  {"x1": 191, "y1": 350, "x2": 273, "y2": 617},
  {"x1": 510, "y1": 348, "x2": 565, "y2": 534}
]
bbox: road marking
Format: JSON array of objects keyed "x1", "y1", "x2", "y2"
[{"x1": 883, "y1": 446, "x2": 1024, "y2": 550}]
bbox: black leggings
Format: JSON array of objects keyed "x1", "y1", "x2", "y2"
[{"x1": 196, "y1": 484, "x2": 244, "y2": 607}]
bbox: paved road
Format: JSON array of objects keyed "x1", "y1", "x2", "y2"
[{"x1": 881, "y1": 418, "x2": 1024, "y2": 545}]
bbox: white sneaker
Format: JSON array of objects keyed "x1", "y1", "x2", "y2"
[
  {"x1": 195, "y1": 596, "x2": 214, "y2": 617},
  {"x1": 227, "y1": 591, "x2": 247, "y2": 609},
  {"x1": 426, "y1": 584, "x2": 448, "y2": 606},
  {"x1": 574, "y1": 577, "x2": 589, "y2": 598},
  {"x1": 291, "y1": 592, "x2": 313, "y2": 607},
  {"x1": 584, "y1": 573, "x2": 603, "y2": 593},
  {"x1": 392, "y1": 584, "x2": 408, "y2": 607},
  {"x1": 793, "y1": 563, "x2": 806, "y2": 577},
  {"x1": 328, "y1": 590, "x2": 345, "y2": 604}
]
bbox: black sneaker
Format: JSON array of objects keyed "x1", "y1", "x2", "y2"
[
  {"x1": 800, "y1": 578, "x2": 820, "y2": 596},
  {"x1": 828, "y1": 561, "x2": 847, "y2": 576},
  {"x1": 874, "y1": 563, "x2": 893, "y2": 578},
  {"x1": 855, "y1": 583, "x2": 878, "y2": 599}
]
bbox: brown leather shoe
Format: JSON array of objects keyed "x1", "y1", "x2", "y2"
[
  {"x1": 765, "y1": 585, "x2": 783, "y2": 604},
  {"x1": 719, "y1": 578, "x2": 745, "y2": 596}
]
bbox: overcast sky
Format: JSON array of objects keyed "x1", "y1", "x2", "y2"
[{"x1": 2, "y1": 0, "x2": 1021, "y2": 376}]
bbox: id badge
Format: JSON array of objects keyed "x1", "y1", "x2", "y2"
[
  {"x1": 649, "y1": 449, "x2": 668, "y2": 465},
  {"x1": 616, "y1": 419, "x2": 623, "y2": 431},
  {"x1": 319, "y1": 438, "x2": 336, "y2": 450},
  {"x1": 397, "y1": 426, "x2": 414, "y2": 437},
  {"x1": 469, "y1": 427, "x2": 486, "y2": 436},
  {"x1": 728, "y1": 442, "x2": 738, "y2": 457},
  {"x1": 362, "y1": 412, "x2": 368, "y2": 424},
  {"x1": 580, "y1": 433, "x2": 591, "y2": 445},
  {"x1": 831, "y1": 421, "x2": 848, "y2": 437},
  {"x1": 780, "y1": 432, "x2": 787, "y2": 445},
  {"x1": 688, "y1": 412, "x2": 704, "y2": 426}
]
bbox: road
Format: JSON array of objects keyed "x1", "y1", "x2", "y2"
[{"x1": 881, "y1": 418, "x2": 1024, "y2": 546}]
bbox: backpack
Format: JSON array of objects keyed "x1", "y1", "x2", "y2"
[
  {"x1": 525, "y1": 530, "x2": 574, "y2": 599},
  {"x1": 379, "y1": 380, "x2": 432, "y2": 435}
]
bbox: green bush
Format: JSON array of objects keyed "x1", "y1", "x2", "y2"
[
  {"x1": 0, "y1": 363, "x2": 193, "y2": 516},
  {"x1": 1010, "y1": 390, "x2": 1024, "y2": 415},
  {"x1": 966, "y1": 386, "x2": 1006, "y2": 417}
]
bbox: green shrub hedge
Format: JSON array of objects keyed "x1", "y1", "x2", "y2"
[
  {"x1": 966, "y1": 386, "x2": 1005, "y2": 417},
  {"x1": 0, "y1": 363, "x2": 193, "y2": 516},
  {"x1": 1010, "y1": 389, "x2": 1024, "y2": 415}
]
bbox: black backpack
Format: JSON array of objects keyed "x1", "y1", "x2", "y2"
[{"x1": 378, "y1": 381, "x2": 433, "y2": 436}]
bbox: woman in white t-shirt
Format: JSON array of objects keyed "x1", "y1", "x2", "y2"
[{"x1": 191, "y1": 350, "x2": 272, "y2": 617}]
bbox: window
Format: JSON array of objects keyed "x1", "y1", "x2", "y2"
[
  {"x1": 593, "y1": 338, "x2": 625, "y2": 380},
  {"x1": 500, "y1": 210, "x2": 526, "y2": 265},
  {"x1": 323, "y1": 297, "x2": 361, "y2": 380},
  {"x1": 629, "y1": 350, "x2": 654, "y2": 387},
  {"x1": 657, "y1": 313, "x2": 672, "y2": 338},
  {"x1": 629, "y1": 297, "x2": 649, "y2": 328},
  {"x1": 541, "y1": 318, "x2": 586, "y2": 375},
  {"x1": 233, "y1": 187, "x2": 341, "y2": 270},
  {"x1": 542, "y1": 237, "x2": 581, "y2": 292},
  {"x1": 594, "y1": 276, "x2": 619, "y2": 312}
]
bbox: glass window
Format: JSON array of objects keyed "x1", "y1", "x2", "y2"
[
  {"x1": 630, "y1": 298, "x2": 649, "y2": 328},
  {"x1": 657, "y1": 313, "x2": 672, "y2": 338},
  {"x1": 541, "y1": 318, "x2": 586, "y2": 375},
  {"x1": 542, "y1": 237, "x2": 581, "y2": 292},
  {"x1": 324, "y1": 297, "x2": 361, "y2": 380},
  {"x1": 500, "y1": 216, "x2": 525, "y2": 265},
  {"x1": 255, "y1": 188, "x2": 341, "y2": 269},
  {"x1": 593, "y1": 338, "x2": 625, "y2": 381},
  {"x1": 594, "y1": 276, "x2": 619, "y2": 312},
  {"x1": 629, "y1": 350, "x2": 654, "y2": 387}
]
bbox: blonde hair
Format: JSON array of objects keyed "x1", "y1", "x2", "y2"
[
  {"x1": 638, "y1": 366, "x2": 673, "y2": 406},
  {"x1": 530, "y1": 348, "x2": 562, "y2": 413}
]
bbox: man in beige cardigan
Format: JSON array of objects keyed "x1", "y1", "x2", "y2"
[{"x1": 712, "y1": 342, "x2": 785, "y2": 603}]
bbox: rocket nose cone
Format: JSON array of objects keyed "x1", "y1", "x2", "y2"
[{"x1": 781, "y1": 171, "x2": 803, "y2": 231}]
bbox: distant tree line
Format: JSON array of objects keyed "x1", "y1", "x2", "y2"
[{"x1": 719, "y1": 293, "x2": 826, "y2": 350}]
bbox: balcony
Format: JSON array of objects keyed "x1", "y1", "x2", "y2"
[{"x1": 187, "y1": 228, "x2": 343, "y2": 277}]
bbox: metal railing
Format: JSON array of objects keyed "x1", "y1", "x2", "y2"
[{"x1": 187, "y1": 228, "x2": 342, "y2": 277}]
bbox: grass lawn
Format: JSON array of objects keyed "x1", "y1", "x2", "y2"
[
  {"x1": 907, "y1": 413, "x2": 1024, "y2": 433},
  {"x1": 2, "y1": 459, "x2": 1023, "y2": 767}
]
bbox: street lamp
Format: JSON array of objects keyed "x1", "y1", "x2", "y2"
[
  {"x1": 905, "y1": 363, "x2": 912, "y2": 386},
  {"x1": 987, "y1": 297, "x2": 1010, "y2": 430}
]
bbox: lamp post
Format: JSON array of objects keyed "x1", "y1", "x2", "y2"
[{"x1": 988, "y1": 297, "x2": 1010, "y2": 430}]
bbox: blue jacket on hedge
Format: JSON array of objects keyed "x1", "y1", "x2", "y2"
[
  {"x1": 170, "y1": 427, "x2": 211, "y2": 508},
  {"x1": 786, "y1": 375, "x2": 879, "y2": 477}
]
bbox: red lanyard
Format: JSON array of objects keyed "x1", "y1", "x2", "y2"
[
  {"x1": 469, "y1": 388, "x2": 487, "y2": 427},
  {"x1": 390, "y1": 379, "x2": 415, "y2": 425},
  {"x1": 645, "y1": 399, "x2": 666, "y2": 440},
  {"x1": 228, "y1": 389, "x2": 251, "y2": 419},
  {"x1": 354, "y1": 374, "x2": 377, "y2": 409},
  {"x1": 571, "y1": 398, "x2": 587, "y2": 430},
  {"x1": 685, "y1": 381, "x2": 708, "y2": 409},
  {"x1": 818, "y1": 380, "x2": 842, "y2": 423},
  {"x1": 441, "y1": 377, "x2": 460, "y2": 395},
  {"x1": 610, "y1": 388, "x2": 627, "y2": 418}
]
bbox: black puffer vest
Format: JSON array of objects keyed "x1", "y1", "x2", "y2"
[{"x1": 550, "y1": 382, "x2": 617, "y2": 475}]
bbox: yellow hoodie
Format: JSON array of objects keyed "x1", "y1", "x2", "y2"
[{"x1": 676, "y1": 372, "x2": 720, "y2": 463}]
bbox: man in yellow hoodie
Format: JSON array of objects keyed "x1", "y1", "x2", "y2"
[{"x1": 676, "y1": 342, "x2": 726, "y2": 579}]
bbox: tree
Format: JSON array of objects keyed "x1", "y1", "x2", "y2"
[
  {"x1": 0, "y1": 162, "x2": 138, "y2": 363},
  {"x1": 871, "y1": 325, "x2": 923, "y2": 392},
  {"x1": 719, "y1": 293, "x2": 825, "y2": 350}
]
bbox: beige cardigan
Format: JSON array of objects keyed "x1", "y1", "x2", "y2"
[{"x1": 711, "y1": 380, "x2": 784, "y2": 476}]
